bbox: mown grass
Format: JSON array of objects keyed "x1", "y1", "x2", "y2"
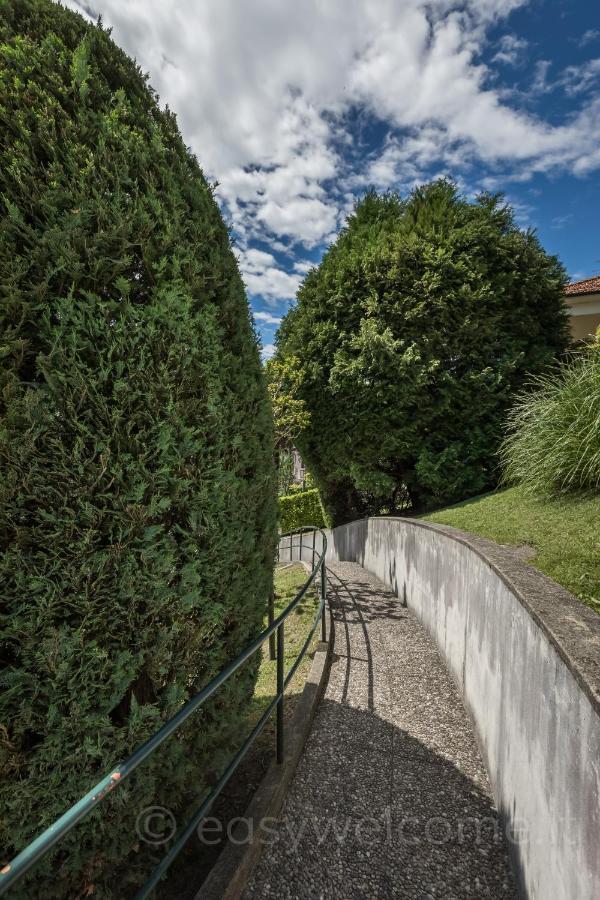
[
  {"x1": 158, "y1": 563, "x2": 320, "y2": 899},
  {"x1": 420, "y1": 485, "x2": 600, "y2": 614},
  {"x1": 248, "y1": 561, "x2": 321, "y2": 736}
]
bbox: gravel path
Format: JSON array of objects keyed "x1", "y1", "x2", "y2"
[{"x1": 243, "y1": 561, "x2": 517, "y2": 899}]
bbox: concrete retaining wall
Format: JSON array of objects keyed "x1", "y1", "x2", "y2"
[
  {"x1": 327, "y1": 517, "x2": 600, "y2": 900},
  {"x1": 278, "y1": 530, "x2": 327, "y2": 569}
]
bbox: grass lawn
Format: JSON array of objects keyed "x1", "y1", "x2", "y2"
[
  {"x1": 420, "y1": 485, "x2": 600, "y2": 615},
  {"x1": 250, "y1": 561, "x2": 321, "y2": 720},
  {"x1": 158, "y1": 563, "x2": 320, "y2": 899}
]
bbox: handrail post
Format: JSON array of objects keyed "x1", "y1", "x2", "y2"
[
  {"x1": 289, "y1": 532, "x2": 293, "y2": 562},
  {"x1": 276, "y1": 623, "x2": 285, "y2": 763},
  {"x1": 312, "y1": 528, "x2": 316, "y2": 569},
  {"x1": 320, "y1": 557, "x2": 327, "y2": 642},
  {"x1": 268, "y1": 588, "x2": 276, "y2": 661},
  {"x1": 269, "y1": 537, "x2": 280, "y2": 662}
]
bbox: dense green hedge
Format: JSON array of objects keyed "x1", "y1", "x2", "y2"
[
  {"x1": 0, "y1": 2, "x2": 276, "y2": 897},
  {"x1": 279, "y1": 489, "x2": 329, "y2": 532},
  {"x1": 276, "y1": 183, "x2": 570, "y2": 523}
]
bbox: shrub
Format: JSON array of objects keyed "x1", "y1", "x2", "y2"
[
  {"x1": 276, "y1": 182, "x2": 570, "y2": 523},
  {"x1": 279, "y1": 489, "x2": 329, "y2": 532},
  {"x1": 500, "y1": 341, "x2": 600, "y2": 496},
  {"x1": 0, "y1": 2, "x2": 276, "y2": 897}
]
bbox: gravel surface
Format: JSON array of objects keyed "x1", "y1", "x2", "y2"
[{"x1": 243, "y1": 561, "x2": 517, "y2": 899}]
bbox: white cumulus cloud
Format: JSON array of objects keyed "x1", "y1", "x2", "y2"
[
  {"x1": 254, "y1": 310, "x2": 283, "y2": 326},
  {"x1": 64, "y1": 0, "x2": 600, "y2": 311},
  {"x1": 260, "y1": 343, "x2": 276, "y2": 361},
  {"x1": 237, "y1": 248, "x2": 301, "y2": 302}
]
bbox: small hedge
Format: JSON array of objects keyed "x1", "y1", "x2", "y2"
[
  {"x1": 279, "y1": 488, "x2": 329, "y2": 532},
  {"x1": 0, "y1": 2, "x2": 276, "y2": 897}
]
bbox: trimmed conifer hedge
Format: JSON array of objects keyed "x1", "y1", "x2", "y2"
[
  {"x1": 276, "y1": 184, "x2": 570, "y2": 522},
  {"x1": 279, "y1": 489, "x2": 329, "y2": 533},
  {"x1": 0, "y1": 2, "x2": 277, "y2": 896}
]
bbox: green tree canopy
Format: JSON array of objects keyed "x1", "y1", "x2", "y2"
[
  {"x1": 0, "y1": 1, "x2": 276, "y2": 895},
  {"x1": 265, "y1": 355, "x2": 310, "y2": 452},
  {"x1": 276, "y1": 181, "x2": 570, "y2": 523},
  {"x1": 265, "y1": 355, "x2": 311, "y2": 494}
]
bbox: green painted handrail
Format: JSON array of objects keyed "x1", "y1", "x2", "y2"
[{"x1": 0, "y1": 526, "x2": 327, "y2": 897}]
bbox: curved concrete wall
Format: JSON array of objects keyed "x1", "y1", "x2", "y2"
[{"x1": 327, "y1": 517, "x2": 600, "y2": 900}]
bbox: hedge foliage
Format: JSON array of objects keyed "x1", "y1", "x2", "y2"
[
  {"x1": 276, "y1": 182, "x2": 570, "y2": 523},
  {"x1": 279, "y1": 489, "x2": 329, "y2": 533},
  {"x1": 0, "y1": 2, "x2": 276, "y2": 896},
  {"x1": 500, "y1": 337, "x2": 600, "y2": 497}
]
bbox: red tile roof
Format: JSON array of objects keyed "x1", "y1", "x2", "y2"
[{"x1": 564, "y1": 276, "x2": 600, "y2": 296}]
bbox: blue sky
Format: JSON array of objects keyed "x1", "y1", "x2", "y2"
[{"x1": 65, "y1": 0, "x2": 600, "y2": 358}]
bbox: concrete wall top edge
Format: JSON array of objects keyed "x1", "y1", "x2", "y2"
[{"x1": 364, "y1": 516, "x2": 600, "y2": 715}]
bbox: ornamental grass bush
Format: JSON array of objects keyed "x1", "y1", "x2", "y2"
[
  {"x1": 500, "y1": 338, "x2": 600, "y2": 497},
  {"x1": 0, "y1": 1, "x2": 277, "y2": 896}
]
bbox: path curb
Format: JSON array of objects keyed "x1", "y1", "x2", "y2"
[{"x1": 194, "y1": 603, "x2": 334, "y2": 900}]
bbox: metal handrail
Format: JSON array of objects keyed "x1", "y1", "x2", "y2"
[{"x1": 0, "y1": 526, "x2": 328, "y2": 898}]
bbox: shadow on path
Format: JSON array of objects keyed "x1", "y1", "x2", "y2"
[{"x1": 243, "y1": 562, "x2": 517, "y2": 899}]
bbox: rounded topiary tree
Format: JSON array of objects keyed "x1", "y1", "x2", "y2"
[
  {"x1": 277, "y1": 182, "x2": 570, "y2": 522},
  {"x1": 0, "y1": 1, "x2": 276, "y2": 896}
]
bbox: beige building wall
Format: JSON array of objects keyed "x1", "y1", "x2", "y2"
[{"x1": 565, "y1": 291, "x2": 600, "y2": 342}]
